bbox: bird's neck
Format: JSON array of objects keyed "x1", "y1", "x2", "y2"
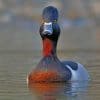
[{"x1": 42, "y1": 38, "x2": 57, "y2": 57}]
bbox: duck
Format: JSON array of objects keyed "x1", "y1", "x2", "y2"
[{"x1": 28, "y1": 6, "x2": 90, "y2": 83}]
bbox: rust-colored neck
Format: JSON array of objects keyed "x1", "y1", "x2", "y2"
[{"x1": 43, "y1": 38, "x2": 57, "y2": 57}]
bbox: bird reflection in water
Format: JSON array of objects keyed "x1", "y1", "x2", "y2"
[
  {"x1": 28, "y1": 82, "x2": 67, "y2": 100},
  {"x1": 28, "y1": 80, "x2": 89, "y2": 100}
]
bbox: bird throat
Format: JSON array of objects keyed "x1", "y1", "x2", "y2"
[{"x1": 43, "y1": 38, "x2": 57, "y2": 57}]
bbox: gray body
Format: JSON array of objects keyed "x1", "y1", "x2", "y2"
[{"x1": 62, "y1": 61, "x2": 90, "y2": 81}]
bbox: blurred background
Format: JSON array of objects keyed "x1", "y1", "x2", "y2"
[
  {"x1": 0, "y1": 1, "x2": 100, "y2": 100},
  {"x1": 0, "y1": 0, "x2": 100, "y2": 51}
]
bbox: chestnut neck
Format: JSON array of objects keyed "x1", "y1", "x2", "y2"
[{"x1": 42, "y1": 38, "x2": 57, "y2": 57}]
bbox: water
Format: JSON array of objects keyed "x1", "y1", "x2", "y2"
[{"x1": 0, "y1": 50, "x2": 100, "y2": 100}]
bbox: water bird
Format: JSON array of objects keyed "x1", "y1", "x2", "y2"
[{"x1": 28, "y1": 6, "x2": 90, "y2": 83}]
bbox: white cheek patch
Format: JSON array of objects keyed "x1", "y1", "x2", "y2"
[{"x1": 43, "y1": 22, "x2": 53, "y2": 35}]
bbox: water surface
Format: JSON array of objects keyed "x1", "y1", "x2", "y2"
[{"x1": 0, "y1": 50, "x2": 100, "y2": 100}]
